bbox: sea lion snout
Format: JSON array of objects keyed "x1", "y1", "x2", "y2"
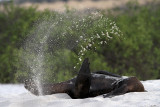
[{"x1": 125, "y1": 77, "x2": 145, "y2": 92}]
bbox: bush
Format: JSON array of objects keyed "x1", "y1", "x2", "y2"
[
  {"x1": 103, "y1": 2, "x2": 160, "y2": 80},
  {"x1": 14, "y1": 10, "x2": 121, "y2": 83},
  {"x1": 0, "y1": 4, "x2": 40, "y2": 83},
  {"x1": 0, "y1": 2, "x2": 160, "y2": 83}
]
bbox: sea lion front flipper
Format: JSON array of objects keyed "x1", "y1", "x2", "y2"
[
  {"x1": 103, "y1": 84, "x2": 128, "y2": 98},
  {"x1": 74, "y1": 58, "x2": 91, "y2": 98}
]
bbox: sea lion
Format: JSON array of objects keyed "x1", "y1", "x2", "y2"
[{"x1": 24, "y1": 58, "x2": 145, "y2": 99}]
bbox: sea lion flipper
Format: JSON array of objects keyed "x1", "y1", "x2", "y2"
[
  {"x1": 78, "y1": 58, "x2": 90, "y2": 74},
  {"x1": 74, "y1": 58, "x2": 91, "y2": 98},
  {"x1": 24, "y1": 78, "x2": 39, "y2": 95},
  {"x1": 103, "y1": 84, "x2": 128, "y2": 98}
]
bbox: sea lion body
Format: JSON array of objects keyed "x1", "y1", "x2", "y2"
[{"x1": 24, "y1": 58, "x2": 145, "y2": 98}]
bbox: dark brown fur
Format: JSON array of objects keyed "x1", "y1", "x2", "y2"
[{"x1": 24, "y1": 58, "x2": 145, "y2": 99}]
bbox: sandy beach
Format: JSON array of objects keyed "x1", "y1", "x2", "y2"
[{"x1": 0, "y1": 79, "x2": 160, "y2": 107}]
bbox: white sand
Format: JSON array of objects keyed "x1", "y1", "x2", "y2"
[{"x1": 0, "y1": 80, "x2": 160, "y2": 107}]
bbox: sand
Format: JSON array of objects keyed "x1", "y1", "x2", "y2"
[{"x1": 0, "y1": 79, "x2": 160, "y2": 107}]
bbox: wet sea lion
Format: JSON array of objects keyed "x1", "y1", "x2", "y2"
[{"x1": 24, "y1": 58, "x2": 145, "y2": 99}]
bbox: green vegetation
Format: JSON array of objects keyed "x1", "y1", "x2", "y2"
[
  {"x1": 107, "y1": 2, "x2": 160, "y2": 80},
  {"x1": 0, "y1": 4, "x2": 40, "y2": 83},
  {"x1": 0, "y1": 2, "x2": 160, "y2": 83}
]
